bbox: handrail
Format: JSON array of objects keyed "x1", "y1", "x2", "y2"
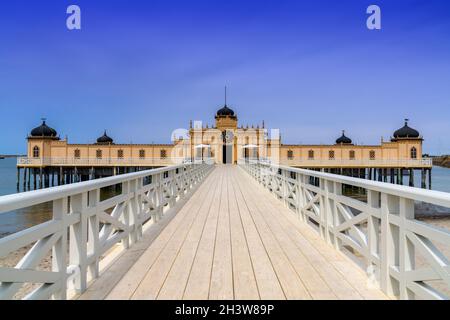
[
  {"x1": 0, "y1": 162, "x2": 213, "y2": 300},
  {"x1": 16, "y1": 157, "x2": 215, "y2": 166},
  {"x1": 280, "y1": 158, "x2": 433, "y2": 167},
  {"x1": 240, "y1": 160, "x2": 450, "y2": 300}
]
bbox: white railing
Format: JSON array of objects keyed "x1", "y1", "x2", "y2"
[
  {"x1": 280, "y1": 158, "x2": 432, "y2": 167},
  {"x1": 240, "y1": 160, "x2": 450, "y2": 300},
  {"x1": 0, "y1": 162, "x2": 212, "y2": 300},
  {"x1": 17, "y1": 157, "x2": 215, "y2": 166}
]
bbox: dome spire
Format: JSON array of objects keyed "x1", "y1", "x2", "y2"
[
  {"x1": 392, "y1": 119, "x2": 420, "y2": 140},
  {"x1": 336, "y1": 130, "x2": 352, "y2": 144},
  {"x1": 30, "y1": 118, "x2": 58, "y2": 139},
  {"x1": 224, "y1": 86, "x2": 227, "y2": 106}
]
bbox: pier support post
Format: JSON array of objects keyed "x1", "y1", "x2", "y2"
[
  {"x1": 59, "y1": 167, "x2": 63, "y2": 185},
  {"x1": 33, "y1": 168, "x2": 37, "y2": 190},
  {"x1": 23, "y1": 167, "x2": 27, "y2": 191},
  {"x1": 39, "y1": 167, "x2": 43, "y2": 189},
  {"x1": 16, "y1": 167, "x2": 20, "y2": 191},
  {"x1": 409, "y1": 169, "x2": 414, "y2": 187},
  {"x1": 27, "y1": 168, "x2": 31, "y2": 190},
  {"x1": 421, "y1": 169, "x2": 426, "y2": 189},
  {"x1": 428, "y1": 168, "x2": 432, "y2": 190}
]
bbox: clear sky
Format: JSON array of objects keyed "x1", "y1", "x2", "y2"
[{"x1": 0, "y1": 0, "x2": 449, "y2": 155}]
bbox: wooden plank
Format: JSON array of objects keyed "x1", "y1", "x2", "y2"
[
  {"x1": 238, "y1": 167, "x2": 387, "y2": 300},
  {"x1": 106, "y1": 168, "x2": 217, "y2": 299},
  {"x1": 130, "y1": 169, "x2": 220, "y2": 299},
  {"x1": 156, "y1": 168, "x2": 224, "y2": 299},
  {"x1": 227, "y1": 173, "x2": 260, "y2": 299},
  {"x1": 233, "y1": 170, "x2": 338, "y2": 299},
  {"x1": 183, "y1": 168, "x2": 224, "y2": 299},
  {"x1": 230, "y1": 176, "x2": 286, "y2": 300},
  {"x1": 209, "y1": 166, "x2": 234, "y2": 300},
  {"x1": 230, "y1": 169, "x2": 311, "y2": 299}
]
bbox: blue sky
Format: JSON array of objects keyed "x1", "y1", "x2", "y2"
[{"x1": 0, "y1": 0, "x2": 449, "y2": 154}]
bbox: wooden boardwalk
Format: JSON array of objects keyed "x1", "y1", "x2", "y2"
[{"x1": 84, "y1": 165, "x2": 388, "y2": 300}]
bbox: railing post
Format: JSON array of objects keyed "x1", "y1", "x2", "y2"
[
  {"x1": 87, "y1": 189, "x2": 100, "y2": 280},
  {"x1": 128, "y1": 178, "x2": 142, "y2": 245},
  {"x1": 51, "y1": 197, "x2": 69, "y2": 300},
  {"x1": 399, "y1": 197, "x2": 415, "y2": 299},
  {"x1": 321, "y1": 179, "x2": 334, "y2": 244},
  {"x1": 332, "y1": 182, "x2": 343, "y2": 251},
  {"x1": 367, "y1": 190, "x2": 381, "y2": 282},
  {"x1": 69, "y1": 192, "x2": 89, "y2": 293},
  {"x1": 380, "y1": 193, "x2": 400, "y2": 297},
  {"x1": 157, "y1": 172, "x2": 164, "y2": 220},
  {"x1": 121, "y1": 181, "x2": 131, "y2": 249}
]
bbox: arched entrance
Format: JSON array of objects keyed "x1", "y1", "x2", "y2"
[{"x1": 222, "y1": 130, "x2": 234, "y2": 164}]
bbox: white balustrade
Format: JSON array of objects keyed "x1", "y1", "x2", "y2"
[
  {"x1": 16, "y1": 157, "x2": 213, "y2": 166},
  {"x1": 240, "y1": 160, "x2": 450, "y2": 300},
  {"x1": 0, "y1": 163, "x2": 212, "y2": 300},
  {"x1": 278, "y1": 158, "x2": 432, "y2": 167}
]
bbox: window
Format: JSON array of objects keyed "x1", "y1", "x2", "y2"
[
  {"x1": 329, "y1": 150, "x2": 335, "y2": 160},
  {"x1": 74, "y1": 149, "x2": 80, "y2": 159},
  {"x1": 308, "y1": 150, "x2": 314, "y2": 159},
  {"x1": 160, "y1": 149, "x2": 167, "y2": 159},
  {"x1": 287, "y1": 150, "x2": 293, "y2": 160},
  {"x1": 349, "y1": 150, "x2": 355, "y2": 160},
  {"x1": 117, "y1": 149, "x2": 124, "y2": 159},
  {"x1": 33, "y1": 146, "x2": 40, "y2": 158},
  {"x1": 410, "y1": 147, "x2": 417, "y2": 159},
  {"x1": 369, "y1": 150, "x2": 376, "y2": 160},
  {"x1": 139, "y1": 149, "x2": 145, "y2": 159},
  {"x1": 96, "y1": 149, "x2": 102, "y2": 159}
]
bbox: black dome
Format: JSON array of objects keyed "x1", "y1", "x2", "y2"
[
  {"x1": 336, "y1": 130, "x2": 352, "y2": 144},
  {"x1": 96, "y1": 130, "x2": 114, "y2": 144},
  {"x1": 393, "y1": 119, "x2": 420, "y2": 139},
  {"x1": 216, "y1": 105, "x2": 235, "y2": 116},
  {"x1": 30, "y1": 120, "x2": 58, "y2": 138}
]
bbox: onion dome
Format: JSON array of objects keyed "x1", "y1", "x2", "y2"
[
  {"x1": 393, "y1": 119, "x2": 420, "y2": 139},
  {"x1": 336, "y1": 130, "x2": 352, "y2": 144},
  {"x1": 216, "y1": 105, "x2": 235, "y2": 116},
  {"x1": 30, "y1": 119, "x2": 58, "y2": 138},
  {"x1": 96, "y1": 130, "x2": 114, "y2": 144}
]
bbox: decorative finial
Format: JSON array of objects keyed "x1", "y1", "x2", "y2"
[
  {"x1": 189, "y1": 120, "x2": 192, "y2": 129},
  {"x1": 224, "y1": 86, "x2": 227, "y2": 106},
  {"x1": 342, "y1": 130, "x2": 345, "y2": 135},
  {"x1": 262, "y1": 120, "x2": 265, "y2": 128},
  {"x1": 41, "y1": 117, "x2": 47, "y2": 124},
  {"x1": 104, "y1": 129, "x2": 107, "y2": 135},
  {"x1": 405, "y1": 118, "x2": 409, "y2": 125}
]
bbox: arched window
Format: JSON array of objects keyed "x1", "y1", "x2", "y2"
[
  {"x1": 308, "y1": 150, "x2": 314, "y2": 159},
  {"x1": 410, "y1": 147, "x2": 417, "y2": 159},
  {"x1": 96, "y1": 149, "x2": 102, "y2": 159},
  {"x1": 33, "y1": 146, "x2": 40, "y2": 158},
  {"x1": 329, "y1": 150, "x2": 335, "y2": 160},
  {"x1": 139, "y1": 149, "x2": 145, "y2": 159},
  {"x1": 369, "y1": 150, "x2": 376, "y2": 160},
  {"x1": 117, "y1": 149, "x2": 124, "y2": 159},
  {"x1": 74, "y1": 149, "x2": 80, "y2": 159},
  {"x1": 349, "y1": 150, "x2": 355, "y2": 160},
  {"x1": 160, "y1": 149, "x2": 167, "y2": 159},
  {"x1": 287, "y1": 150, "x2": 293, "y2": 160}
]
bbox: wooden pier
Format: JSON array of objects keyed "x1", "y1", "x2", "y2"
[{"x1": 79, "y1": 166, "x2": 387, "y2": 300}]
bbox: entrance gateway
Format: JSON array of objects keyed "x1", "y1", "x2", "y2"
[{"x1": 222, "y1": 130, "x2": 233, "y2": 164}]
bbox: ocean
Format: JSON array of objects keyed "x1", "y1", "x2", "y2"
[{"x1": 1, "y1": 157, "x2": 450, "y2": 237}]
